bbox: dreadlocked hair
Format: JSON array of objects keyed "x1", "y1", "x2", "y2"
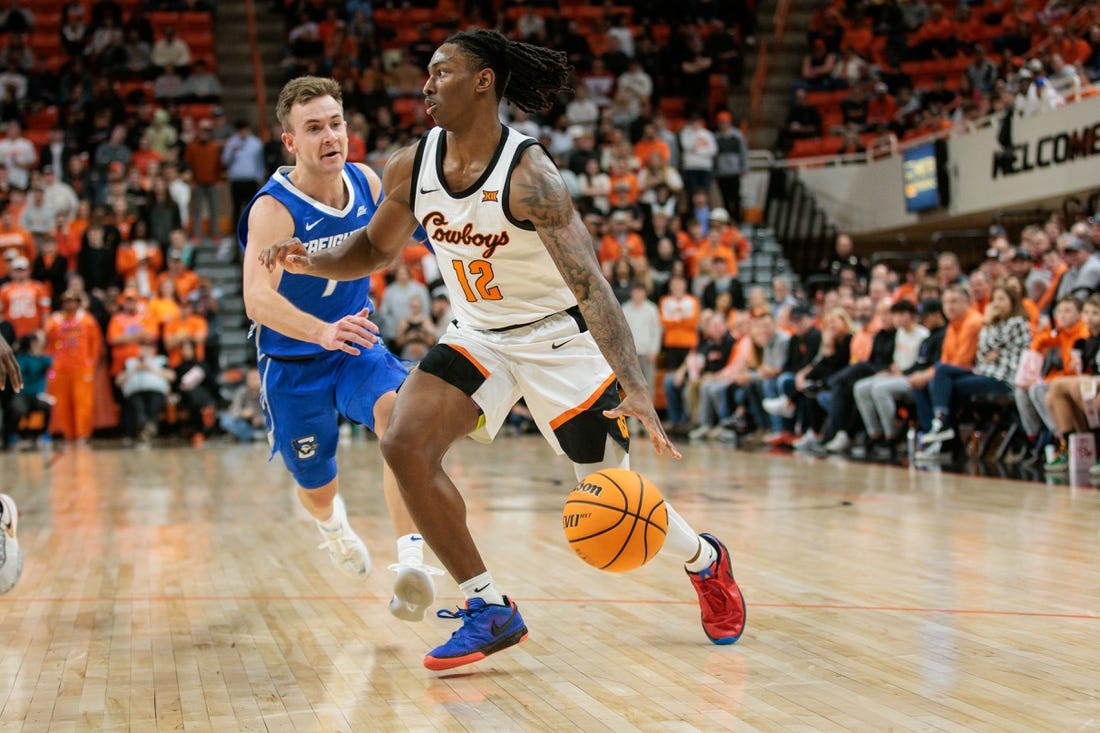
[{"x1": 446, "y1": 29, "x2": 573, "y2": 113}]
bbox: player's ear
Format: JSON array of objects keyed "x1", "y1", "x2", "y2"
[
  {"x1": 475, "y1": 68, "x2": 495, "y2": 95},
  {"x1": 281, "y1": 130, "x2": 295, "y2": 155}
]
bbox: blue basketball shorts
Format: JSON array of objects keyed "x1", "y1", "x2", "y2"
[{"x1": 258, "y1": 345, "x2": 409, "y2": 489}]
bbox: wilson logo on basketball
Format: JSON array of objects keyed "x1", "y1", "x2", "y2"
[
  {"x1": 421, "y1": 210, "x2": 510, "y2": 258},
  {"x1": 573, "y1": 481, "x2": 603, "y2": 496},
  {"x1": 481, "y1": 190, "x2": 498, "y2": 202}
]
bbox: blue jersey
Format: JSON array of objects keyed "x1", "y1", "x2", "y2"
[{"x1": 239, "y1": 163, "x2": 379, "y2": 358}]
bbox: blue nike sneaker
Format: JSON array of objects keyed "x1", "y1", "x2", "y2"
[{"x1": 423, "y1": 596, "x2": 528, "y2": 671}]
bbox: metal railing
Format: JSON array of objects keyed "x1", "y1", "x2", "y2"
[{"x1": 763, "y1": 167, "x2": 837, "y2": 277}]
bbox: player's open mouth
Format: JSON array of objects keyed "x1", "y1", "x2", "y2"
[
  {"x1": 425, "y1": 101, "x2": 437, "y2": 115},
  {"x1": 322, "y1": 151, "x2": 339, "y2": 159}
]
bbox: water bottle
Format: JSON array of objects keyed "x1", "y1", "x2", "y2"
[{"x1": 906, "y1": 427, "x2": 917, "y2": 456}]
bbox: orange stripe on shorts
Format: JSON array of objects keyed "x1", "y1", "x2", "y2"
[
  {"x1": 449, "y1": 344, "x2": 490, "y2": 378},
  {"x1": 549, "y1": 373, "x2": 617, "y2": 431}
]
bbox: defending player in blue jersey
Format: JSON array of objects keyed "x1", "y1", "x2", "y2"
[{"x1": 240, "y1": 76, "x2": 439, "y2": 620}]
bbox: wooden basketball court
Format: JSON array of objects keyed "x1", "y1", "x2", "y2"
[{"x1": 1, "y1": 436, "x2": 1097, "y2": 731}]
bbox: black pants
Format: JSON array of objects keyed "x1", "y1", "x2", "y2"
[
  {"x1": 822, "y1": 362, "x2": 878, "y2": 440},
  {"x1": 6, "y1": 393, "x2": 52, "y2": 442},
  {"x1": 124, "y1": 391, "x2": 167, "y2": 437},
  {"x1": 179, "y1": 385, "x2": 216, "y2": 436},
  {"x1": 229, "y1": 180, "x2": 260, "y2": 232},
  {"x1": 717, "y1": 175, "x2": 742, "y2": 223}
]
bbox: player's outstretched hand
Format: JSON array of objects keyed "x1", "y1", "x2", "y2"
[
  {"x1": 319, "y1": 308, "x2": 379, "y2": 355},
  {"x1": 0, "y1": 338, "x2": 22, "y2": 392},
  {"x1": 259, "y1": 237, "x2": 312, "y2": 274},
  {"x1": 604, "y1": 390, "x2": 682, "y2": 459}
]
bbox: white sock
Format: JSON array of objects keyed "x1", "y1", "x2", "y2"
[
  {"x1": 661, "y1": 504, "x2": 702, "y2": 559},
  {"x1": 317, "y1": 495, "x2": 345, "y2": 533},
  {"x1": 661, "y1": 504, "x2": 718, "y2": 572},
  {"x1": 459, "y1": 571, "x2": 504, "y2": 606},
  {"x1": 684, "y1": 536, "x2": 718, "y2": 573},
  {"x1": 396, "y1": 533, "x2": 425, "y2": 565}
]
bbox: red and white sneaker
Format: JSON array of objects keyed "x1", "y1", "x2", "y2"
[
  {"x1": 764, "y1": 430, "x2": 796, "y2": 447},
  {"x1": 686, "y1": 533, "x2": 746, "y2": 644}
]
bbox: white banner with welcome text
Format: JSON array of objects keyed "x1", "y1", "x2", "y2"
[{"x1": 797, "y1": 93, "x2": 1100, "y2": 234}]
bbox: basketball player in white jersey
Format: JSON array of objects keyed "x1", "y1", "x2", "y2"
[{"x1": 261, "y1": 30, "x2": 746, "y2": 671}]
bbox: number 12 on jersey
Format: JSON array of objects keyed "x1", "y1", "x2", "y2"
[{"x1": 452, "y1": 259, "x2": 502, "y2": 302}]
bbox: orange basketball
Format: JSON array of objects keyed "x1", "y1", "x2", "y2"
[{"x1": 562, "y1": 469, "x2": 668, "y2": 572}]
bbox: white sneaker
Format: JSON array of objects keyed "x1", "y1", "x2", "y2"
[
  {"x1": 707, "y1": 425, "x2": 728, "y2": 440},
  {"x1": 762, "y1": 396, "x2": 795, "y2": 419},
  {"x1": 0, "y1": 493, "x2": 22, "y2": 595},
  {"x1": 922, "y1": 418, "x2": 955, "y2": 444},
  {"x1": 316, "y1": 495, "x2": 372, "y2": 578},
  {"x1": 716, "y1": 427, "x2": 739, "y2": 443},
  {"x1": 824, "y1": 430, "x2": 851, "y2": 453},
  {"x1": 688, "y1": 424, "x2": 712, "y2": 441},
  {"x1": 792, "y1": 431, "x2": 820, "y2": 450},
  {"x1": 914, "y1": 442, "x2": 947, "y2": 461},
  {"x1": 387, "y1": 561, "x2": 445, "y2": 621}
]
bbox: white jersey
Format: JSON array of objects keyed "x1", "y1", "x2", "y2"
[{"x1": 411, "y1": 125, "x2": 577, "y2": 331}]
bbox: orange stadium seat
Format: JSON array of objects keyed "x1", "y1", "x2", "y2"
[
  {"x1": 373, "y1": 8, "x2": 399, "y2": 26},
  {"x1": 392, "y1": 97, "x2": 422, "y2": 126},
  {"x1": 561, "y1": 5, "x2": 603, "y2": 21},
  {"x1": 789, "y1": 138, "x2": 822, "y2": 158},
  {"x1": 805, "y1": 89, "x2": 848, "y2": 109},
  {"x1": 149, "y1": 11, "x2": 181, "y2": 29},
  {"x1": 26, "y1": 107, "x2": 60, "y2": 130},
  {"x1": 658, "y1": 96, "x2": 685, "y2": 119},
  {"x1": 24, "y1": 129, "x2": 49, "y2": 148},
  {"x1": 29, "y1": 31, "x2": 61, "y2": 56},
  {"x1": 610, "y1": 5, "x2": 634, "y2": 21},
  {"x1": 37, "y1": 12, "x2": 63, "y2": 31},
  {"x1": 789, "y1": 136, "x2": 847, "y2": 159},
  {"x1": 404, "y1": 8, "x2": 433, "y2": 24},
  {"x1": 181, "y1": 31, "x2": 214, "y2": 57},
  {"x1": 505, "y1": 5, "x2": 552, "y2": 21},
  {"x1": 708, "y1": 74, "x2": 728, "y2": 115},
  {"x1": 900, "y1": 61, "x2": 923, "y2": 77},
  {"x1": 821, "y1": 136, "x2": 847, "y2": 155},
  {"x1": 179, "y1": 11, "x2": 212, "y2": 32},
  {"x1": 179, "y1": 103, "x2": 216, "y2": 121},
  {"x1": 115, "y1": 80, "x2": 155, "y2": 103}
]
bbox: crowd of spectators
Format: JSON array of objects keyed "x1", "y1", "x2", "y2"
[
  {"x1": 277, "y1": 0, "x2": 754, "y2": 245},
  {"x1": 658, "y1": 215, "x2": 1100, "y2": 476},
  {"x1": 9, "y1": 0, "x2": 1100, "y2": 472},
  {"x1": 778, "y1": 0, "x2": 1100, "y2": 158},
  {"x1": 0, "y1": 0, "x2": 259, "y2": 449}
]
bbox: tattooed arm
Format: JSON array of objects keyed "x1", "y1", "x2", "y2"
[
  {"x1": 510, "y1": 146, "x2": 680, "y2": 458},
  {"x1": 510, "y1": 147, "x2": 645, "y2": 390}
]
